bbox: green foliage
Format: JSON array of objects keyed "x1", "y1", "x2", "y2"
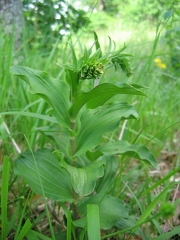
[
  {"x1": 85, "y1": 11, "x2": 114, "y2": 31},
  {"x1": 22, "y1": 0, "x2": 89, "y2": 48},
  {"x1": 83, "y1": 0, "x2": 180, "y2": 24},
  {"x1": 0, "y1": 30, "x2": 13, "y2": 111},
  {"x1": 120, "y1": 0, "x2": 164, "y2": 22},
  {"x1": 162, "y1": 9, "x2": 180, "y2": 72},
  {"x1": 11, "y1": 33, "x2": 159, "y2": 238}
]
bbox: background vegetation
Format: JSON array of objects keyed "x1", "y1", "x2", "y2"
[{"x1": 0, "y1": 0, "x2": 180, "y2": 239}]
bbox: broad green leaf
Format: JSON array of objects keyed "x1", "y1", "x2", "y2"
[
  {"x1": 115, "y1": 216, "x2": 142, "y2": 235},
  {"x1": 75, "y1": 194, "x2": 129, "y2": 229},
  {"x1": 95, "y1": 156, "x2": 117, "y2": 194},
  {"x1": 60, "y1": 160, "x2": 105, "y2": 196},
  {"x1": 14, "y1": 149, "x2": 73, "y2": 202},
  {"x1": 97, "y1": 140, "x2": 159, "y2": 169},
  {"x1": 75, "y1": 102, "x2": 139, "y2": 156},
  {"x1": 87, "y1": 204, "x2": 101, "y2": 240},
  {"x1": 86, "y1": 150, "x2": 102, "y2": 161},
  {"x1": 38, "y1": 127, "x2": 70, "y2": 159},
  {"x1": 65, "y1": 69, "x2": 79, "y2": 99},
  {"x1": 11, "y1": 66, "x2": 70, "y2": 127},
  {"x1": 69, "y1": 82, "x2": 146, "y2": 119}
]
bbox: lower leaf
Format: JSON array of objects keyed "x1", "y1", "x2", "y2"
[
  {"x1": 60, "y1": 160, "x2": 105, "y2": 196},
  {"x1": 14, "y1": 149, "x2": 74, "y2": 202},
  {"x1": 75, "y1": 194, "x2": 129, "y2": 230}
]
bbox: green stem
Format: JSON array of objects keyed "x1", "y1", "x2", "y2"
[
  {"x1": 69, "y1": 119, "x2": 79, "y2": 219},
  {"x1": 70, "y1": 119, "x2": 76, "y2": 158}
]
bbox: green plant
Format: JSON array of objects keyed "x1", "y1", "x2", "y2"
[{"x1": 10, "y1": 32, "x2": 160, "y2": 239}]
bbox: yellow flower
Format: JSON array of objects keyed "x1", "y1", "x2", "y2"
[
  {"x1": 154, "y1": 58, "x2": 162, "y2": 63},
  {"x1": 158, "y1": 63, "x2": 166, "y2": 69},
  {"x1": 154, "y1": 58, "x2": 166, "y2": 69}
]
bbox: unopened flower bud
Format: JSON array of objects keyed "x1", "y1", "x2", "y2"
[{"x1": 80, "y1": 62, "x2": 104, "y2": 80}]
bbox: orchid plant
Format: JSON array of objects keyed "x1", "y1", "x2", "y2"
[{"x1": 11, "y1": 32, "x2": 158, "y2": 239}]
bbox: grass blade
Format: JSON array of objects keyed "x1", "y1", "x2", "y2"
[
  {"x1": 152, "y1": 226, "x2": 180, "y2": 240},
  {"x1": 142, "y1": 166, "x2": 180, "y2": 196},
  {"x1": 27, "y1": 230, "x2": 52, "y2": 240},
  {"x1": 16, "y1": 219, "x2": 32, "y2": 240},
  {"x1": 132, "y1": 187, "x2": 169, "y2": 234},
  {"x1": 0, "y1": 111, "x2": 58, "y2": 124},
  {"x1": 87, "y1": 204, "x2": 101, "y2": 240},
  {"x1": 67, "y1": 210, "x2": 72, "y2": 240},
  {"x1": 1, "y1": 156, "x2": 10, "y2": 240}
]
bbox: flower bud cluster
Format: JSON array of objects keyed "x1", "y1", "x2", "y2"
[{"x1": 80, "y1": 61, "x2": 104, "y2": 80}]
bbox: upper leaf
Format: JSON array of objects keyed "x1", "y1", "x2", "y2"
[
  {"x1": 14, "y1": 149, "x2": 74, "y2": 202},
  {"x1": 11, "y1": 66, "x2": 70, "y2": 128},
  {"x1": 75, "y1": 102, "x2": 139, "y2": 156},
  {"x1": 69, "y1": 82, "x2": 146, "y2": 119}
]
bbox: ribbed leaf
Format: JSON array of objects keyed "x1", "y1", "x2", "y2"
[
  {"x1": 97, "y1": 140, "x2": 159, "y2": 169},
  {"x1": 75, "y1": 194, "x2": 129, "y2": 229},
  {"x1": 115, "y1": 216, "x2": 143, "y2": 235},
  {"x1": 95, "y1": 156, "x2": 117, "y2": 194},
  {"x1": 11, "y1": 66, "x2": 70, "y2": 127},
  {"x1": 66, "y1": 69, "x2": 79, "y2": 99},
  {"x1": 75, "y1": 102, "x2": 139, "y2": 156},
  {"x1": 60, "y1": 160, "x2": 105, "y2": 196},
  {"x1": 14, "y1": 149, "x2": 73, "y2": 202},
  {"x1": 69, "y1": 82, "x2": 145, "y2": 118}
]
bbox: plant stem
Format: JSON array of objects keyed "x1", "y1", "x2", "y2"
[
  {"x1": 70, "y1": 119, "x2": 76, "y2": 159},
  {"x1": 70, "y1": 119, "x2": 79, "y2": 219}
]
